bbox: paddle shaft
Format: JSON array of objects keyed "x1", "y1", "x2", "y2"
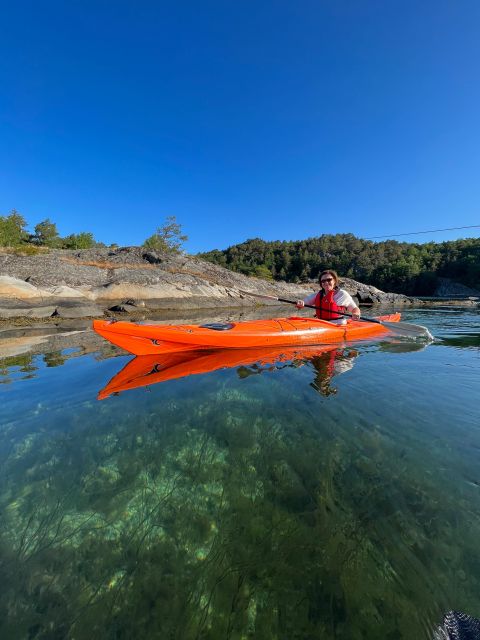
[
  {"x1": 239, "y1": 289, "x2": 431, "y2": 338},
  {"x1": 275, "y1": 296, "x2": 381, "y2": 324}
]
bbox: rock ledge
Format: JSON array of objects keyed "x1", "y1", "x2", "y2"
[{"x1": 0, "y1": 247, "x2": 416, "y2": 319}]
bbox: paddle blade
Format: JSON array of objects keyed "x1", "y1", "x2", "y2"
[{"x1": 381, "y1": 320, "x2": 433, "y2": 340}]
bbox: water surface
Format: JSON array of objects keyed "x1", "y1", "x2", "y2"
[{"x1": 1, "y1": 308, "x2": 479, "y2": 639}]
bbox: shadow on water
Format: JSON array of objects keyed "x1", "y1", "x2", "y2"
[{"x1": 2, "y1": 325, "x2": 480, "y2": 639}]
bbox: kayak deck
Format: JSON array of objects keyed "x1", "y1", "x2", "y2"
[{"x1": 93, "y1": 314, "x2": 401, "y2": 356}]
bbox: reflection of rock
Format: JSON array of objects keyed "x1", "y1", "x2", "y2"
[
  {"x1": 0, "y1": 322, "x2": 100, "y2": 359},
  {"x1": 0, "y1": 306, "x2": 306, "y2": 360}
]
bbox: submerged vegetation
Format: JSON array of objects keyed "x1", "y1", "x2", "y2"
[
  {"x1": 1, "y1": 335, "x2": 480, "y2": 638},
  {"x1": 200, "y1": 234, "x2": 480, "y2": 294}
]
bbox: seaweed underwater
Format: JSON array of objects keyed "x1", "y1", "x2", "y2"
[{"x1": 0, "y1": 348, "x2": 480, "y2": 639}]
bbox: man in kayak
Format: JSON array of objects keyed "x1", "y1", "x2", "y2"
[{"x1": 296, "y1": 269, "x2": 361, "y2": 325}]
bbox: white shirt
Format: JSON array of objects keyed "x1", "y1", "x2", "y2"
[
  {"x1": 303, "y1": 288, "x2": 357, "y2": 312},
  {"x1": 303, "y1": 288, "x2": 357, "y2": 325}
]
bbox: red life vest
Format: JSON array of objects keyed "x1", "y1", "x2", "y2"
[{"x1": 314, "y1": 289, "x2": 345, "y2": 320}]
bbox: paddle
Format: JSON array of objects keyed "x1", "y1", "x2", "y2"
[{"x1": 239, "y1": 290, "x2": 433, "y2": 339}]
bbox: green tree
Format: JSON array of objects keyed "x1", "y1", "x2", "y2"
[
  {"x1": 254, "y1": 264, "x2": 274, "y2": 280},
  {"x1": 34, "y1": 218, "x2": 60, "y2": 247},
  {"x1": 0, "y1": 209, "x2": 28, "y2": 246},
  {"x1": 199, "y1": 233, "x2": 480, "y2": 293},
  {"x1": 62, "y1": 232, "x2": 96, "y2": 249},
  {"x1": 143, "y1": 216, "x2": 188, "y2": 254}
]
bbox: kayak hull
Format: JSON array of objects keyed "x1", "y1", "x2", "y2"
[{"x1": 93, "y1": 314, "x2": 401, "y2": 356}]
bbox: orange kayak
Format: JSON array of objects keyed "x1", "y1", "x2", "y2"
[
  {"x1": 98, "y1": 343, "x2": 352, "y2": 399},
  {"x1": 93, "y1": 314, "x2": 400, "y2": 356}
]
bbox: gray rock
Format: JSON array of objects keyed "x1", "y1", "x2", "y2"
[
  {"x1": 434, "y1": 277, "x2": 480, "y2": 297},
  {"x1": 339, "y1": 278, "x2": 415, "y2": 306},
  {"x1": 52, "y1": 302, "x2": 104, "y2": 318},
  {"x1": 0, "y1": 246, "x2": 419, "y2": 319},
  {"x1": 142, "y1": 251, "x2": 163, "y2": 264},
  {"x1": 107, "y1": 303, "x2": 138, "y2": 314}
]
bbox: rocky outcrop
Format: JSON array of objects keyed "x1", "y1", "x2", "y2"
[
  {"x1": 0, "y1": 246, "x2": 416, "y2": 320},
  {"x1": 337, "y1": 278, "x2": 396, "y2": 305}
]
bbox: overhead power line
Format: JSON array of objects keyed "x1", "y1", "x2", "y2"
[{"x1": 365, "y1": 225, "x2": 480, "y2": 240}]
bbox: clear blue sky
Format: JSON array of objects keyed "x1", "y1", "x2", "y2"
[{"x1": 1, "y1": 1, "x2": 479, "y2": 253}]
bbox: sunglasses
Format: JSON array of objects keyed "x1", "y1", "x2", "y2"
[{"x1": 321, "y1": 277, "x2": 334, "y2": 283}]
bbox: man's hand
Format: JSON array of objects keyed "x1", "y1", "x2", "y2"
[
  {"x1": 351, "y1": 307, "x2": 361, "y2": 320},
  {"x1": 296, "y1": 300, "x2": 305, "y2": 309}
]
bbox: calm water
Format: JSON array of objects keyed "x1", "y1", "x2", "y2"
[{"x1": 0, "y1": 308, "x2": 479, "y2": 639}]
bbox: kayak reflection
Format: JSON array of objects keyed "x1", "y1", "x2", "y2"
[{"x1": 98, "y1": 344, "x2": 360, "y2": 400}]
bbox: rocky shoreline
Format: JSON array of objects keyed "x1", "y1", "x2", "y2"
[
  {"x1": 1, "y1": 246, "x2": 478, "y2": 361},
  {"x1": 0, "y1": 246, "x2": 418, "y2": 321}
]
